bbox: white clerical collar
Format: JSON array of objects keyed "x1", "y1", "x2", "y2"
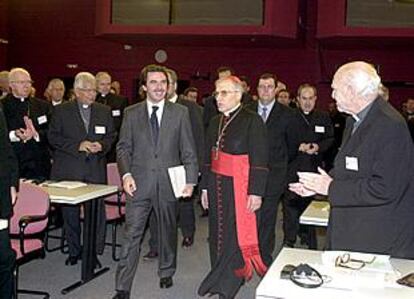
[
  {"x1": 82, "y1": 104, "x2": 89, "y2": 109},
  {"x1": 224, "y1": 103, "x2": 241, "y2": 117},
  {"x1": 52, "y1": 100, "x2": 62, "y2": 106},
  {"x1": 169, "y1": 94, "x2": 178, "y2": 103},
  {"x1": 101, "y1": 93, "x2": 107, "y2": 97},
  {"x1": 13, "y1": 93, "x2": 25, "y2": 102}
]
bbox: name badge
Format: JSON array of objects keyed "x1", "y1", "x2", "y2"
[
  {"x1": 95, "y1": 126, "x2": 106, "y2": 135},
  {"x1": 315, "y1": 125, "x2": 325, "y2": 133},
  {"x1": 112, "y1": 110, "x2": 121, "y2": 117},
  {"x1": 37, "y1": 115, "x2": 47, "y2": 125},
  {"x1": 345, "y1": 156, "x2": 358, "y2": 171}
]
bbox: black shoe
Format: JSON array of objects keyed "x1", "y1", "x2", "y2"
[
  {"x1": 159, "y1": 277, "x2": 173, "y2": 289},
  {"x1": 143, "y1": 251, "x2": 158, "y2": 261},
  {"x1": 182, "y1": 237, "x2": 194, "y2": 249},
  {"x1": 65, "y1": 255, "x2": 80, "y2": 266},
  {"x1": 112, "y1": 290, "x2": 130, "y2": 299}
]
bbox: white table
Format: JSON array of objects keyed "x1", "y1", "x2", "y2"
[
  {"x1": 256, "y1": 248, "x2": 414, "y2": 299},
  {"x1": 299, "y1": 200, "x2": 329, "y2": 249},
  {"x1": 42, "y1": 183, "x2": 118, "y2": 295}
]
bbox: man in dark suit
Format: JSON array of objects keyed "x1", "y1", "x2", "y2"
[
  {"x1": 246, "y1": 73, "x2": 297, "y2": 266},
  {"x1": 48, "y1": 72, "x2": 116, "y2": 265},
  {"x1": 46, "y1": 78, "x2": 66, "y2": 107},
  {"x1": 290, "y1": 61, "x2": 414, "y2": 258},
  {"x1": 95, "y1": 72, "x2": 129, "y2": 162},
  {"x1": 0, "y1": 105, "x2": 18, "y2": 299},
  {"x1": 283, "y1": 84, "x2": 334, "y2": 247},
  {"x1": 112, "y1": 65, "x2": 198, "y2": 299},
  {"x1": 1, "y1": 68, "x2": 52, "y2": 180},
  {"x1": 145, "y1": 68, "x2": 204, "y2": 257}
]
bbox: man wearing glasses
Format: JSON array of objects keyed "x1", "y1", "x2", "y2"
[
  {"x1": 48, "y1": 72, "x2": 116, "y2": 265},
  {"x1": 199, "y1": 76, "x2": 268, "y2": 299},
  {"x1": 290, "y1": 61, "x2": 414, "y2": 259},
  {"x1": 0, "y1": 68, "x2": 52, "y2": 180}
]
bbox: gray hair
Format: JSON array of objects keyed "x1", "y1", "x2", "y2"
[
  {"x1": 9, "y1": 68, "x2": 31, "y2": 81},
  {"x1": 95, "y1": 71, "x2": 111, "y2": 83},
  {"x1": 74, "y1": 72, "x2": 96, "y2": 89},
  {"x1": 47, "y1": 78, "x2": 65, "y2": 91}
]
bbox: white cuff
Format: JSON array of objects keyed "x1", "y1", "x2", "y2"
[
  {"x1": 122, "y1": 173, "x2": 132, "y2": 180},
  {"x1": 9, "y1": 130, "x2": 20, "y2": 142}
]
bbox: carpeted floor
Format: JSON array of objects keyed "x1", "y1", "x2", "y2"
[{"x1": 17, "y1": 205, "x2": 325, "y2": 299}]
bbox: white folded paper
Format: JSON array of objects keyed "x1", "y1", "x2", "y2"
[
  {"x1": 46, "y1": 181, "x2": 88, "y2": 189},
  {"x1": 168, "y1": 165, "x2": 186, "y2": 198}
]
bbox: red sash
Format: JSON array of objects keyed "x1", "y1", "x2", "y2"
[{"x1": 211, "y1": 149, "x2": 267, "y2": 280}]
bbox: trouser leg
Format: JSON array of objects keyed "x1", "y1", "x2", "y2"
[
  {"x1": 0, "y1": 229, "x2": 15, "y2": 299},
  {"x1": 62, "y1": 205, "x2": 81, "y2": 257},
  {"x1": 115, "y1": 197, "x2": 152, "y2": 292},
  {"x1": 178, "y1": 197, "x2": 195, "y2": 239},
  {"x1": 258, "y1": 195, "x2": 280, "y2": 266},
  {"x1": 148, "y1": 209, "x2": 158, "y2": 253},
  {"x1": 154, "y1": 199, "x2": 178, "y2": 278}
]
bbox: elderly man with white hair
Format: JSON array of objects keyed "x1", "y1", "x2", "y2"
[
  {"x1": 290, "y1": 61, "x2": 414, "y2": 259},
  {"x1": 48, "y1": 72, "x2": 116, "y2": 265},
  {"x1": 1, "y1": 67, "x2": 52, "y2": 180}
]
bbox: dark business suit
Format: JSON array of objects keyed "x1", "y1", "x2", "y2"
[
  {"x1": 115, "y1": 100, "x2": 198, "y2": 293},
  {"x1": 96, "y1": 93, "x2": 129, "y2": 162},
  {"x1": 48, "y1": 100, "x2": 116, "y2": 257},
  {"x1": 1, "y1": 94, "x2": 52, "y2": 179},
  {"x1": 328, "y1": 98, "x2": 414, "y2": 258},
  {"x1": 246, "y1": 101, "x2": 296, "y2": 266},
  {"x1": 0, "y1": 106, "x2": 18, "y2": 299},
  {"x1": 283, "y1": 109, "x2": 334, "y2": 246}
]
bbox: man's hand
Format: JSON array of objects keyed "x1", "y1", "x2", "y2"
[
  {"x1": 10, "y1": 187, "x2": 17, "y2": 205},
  {"x1": 181, "y1": 184, "x2": 194, "y2": 198},
  {"x1": 305, "y1": 143, "x2": 319, "y2": 155},
  {"x1": 15, "y1": 128, "x2": 34, "y2": 142},
  {"x1": 297, "y1": 167, "x2": 332, "y2": 196},
  {"x1": 89, "y1": 142, "x2": 103, "y2": 153},
  {"x1": 288, "y1": 182, "x2": 317, "y2": 197},
  {"x1": 79, "y1": 140, "x2": 93, "y2": 153},
  {"x1": 123, "y1": 174, "x2": 136, "y2": 197},
  {"x1": 298, "y1": 143, "x2": 310, "y2": 153},
  {"x1": 201, "y1": 190, "x2": 208, "y2": 210},
  {"x1": 247, "y1": 194, "x2": 262, "y2": 213},
  {"x1": 24, "y1": 116, "x2": 39, "y2": 140}
]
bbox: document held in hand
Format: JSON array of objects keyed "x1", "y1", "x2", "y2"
[{"x1": 168, "y1": 165, "x2": 186, "y2": 198}]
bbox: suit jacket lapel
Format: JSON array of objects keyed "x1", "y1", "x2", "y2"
[
  {"x1": 158, "y1": 101, "x2": 172, "y2": 150},
  {"x1": 266, "y1": 102, "x2": 280, "y2": 127},
  {"x1": 73, "y1": 101, "x2": 88, "y2": 136}
]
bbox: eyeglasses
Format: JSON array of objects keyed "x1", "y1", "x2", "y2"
[
  {"x1": 213, "y1": 90, "x2": 240, "y2": 98},
  {"x1": 11, "y1": 80, "x2": 34, "y2": 85},
  {"x1": 335, "y1": 253, "x2": 376, "y2": 270}
]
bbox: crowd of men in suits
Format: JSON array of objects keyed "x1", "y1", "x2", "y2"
[{"x1": 1, "y1": 61, "x2": 414, "y2": 299}]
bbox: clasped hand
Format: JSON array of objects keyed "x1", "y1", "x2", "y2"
[
  {"x1": 289, "y1": 167, "x2": 332, "y2": 197},
  {"x1": 79, "y1": 141, "x2": 102, "y2": 153}
]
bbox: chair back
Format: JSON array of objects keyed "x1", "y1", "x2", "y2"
[
  {"x1": 106, "y1": 163, "x2": 125, "y2": 204},
  {"x1": 10, "y1": 182, "x2": 50, "y2": 235}
]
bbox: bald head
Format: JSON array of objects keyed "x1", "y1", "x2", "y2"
[{"x1": 331, "y1": 61, "x2": 381, "y2": 115}]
